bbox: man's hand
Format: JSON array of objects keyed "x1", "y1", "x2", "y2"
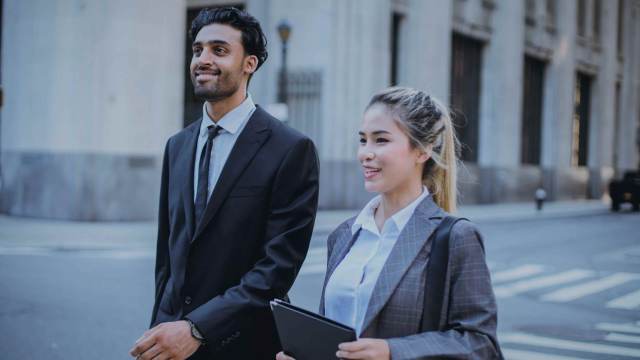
[
  {"x1": 336, "y1": 338, "x2": 390, "y2": 360},
  {"x1": 130, "y1": 320, "x2": 201, "y2": 360}
]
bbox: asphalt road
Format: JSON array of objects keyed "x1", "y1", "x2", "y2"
[{"x1": 1, "y1": 211, "x2": 639, "y2": 359}]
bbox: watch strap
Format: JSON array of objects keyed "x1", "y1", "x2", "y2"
[{"x1": 186, "y1": 319, "x2": 205, "y2": 344}]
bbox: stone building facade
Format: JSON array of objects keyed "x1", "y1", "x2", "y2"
[{"x1": 1, "y1": 0, "x2": 639, "y2": 220}]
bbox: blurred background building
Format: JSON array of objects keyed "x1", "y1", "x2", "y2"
[{"x1": 1, "y1": 0, "x2": 639, "y2": 220}]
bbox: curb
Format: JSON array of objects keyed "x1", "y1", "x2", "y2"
[{"x1": 312, "y1": 203, "x2": 612, "y2": 235}]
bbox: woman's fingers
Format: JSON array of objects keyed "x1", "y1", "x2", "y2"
[
  {"x1": 338, "y1": 340, "x2": 368, "y2": 352},
  {"x1": 276, "y1": 351, "x2": 295, "y2": 360},
  {"x1": 337, "y1": 339, "x2": 370, "y2": 359},
  {"x1": 336, "y1": 339, "x2": 390, "y2": 360},
  {"x1": 337, "y1": 349, "x2": 369, "y2": 359}
]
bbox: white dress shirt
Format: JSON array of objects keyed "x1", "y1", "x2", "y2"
[
  {"x1": 324, "y1": 186, "x2": 430, "y2": 335},
  {"x1": 193, "y1": 95, "x2": 256, "y2": 203}
]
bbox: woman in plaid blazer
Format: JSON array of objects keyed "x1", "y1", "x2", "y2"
[{"x1": 278, "y1": 87, "x2": 502, "y2": 359}]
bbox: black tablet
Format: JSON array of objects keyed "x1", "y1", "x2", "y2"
[{"x1": 270, "y1": 299, "x2": 356, "y2": 360}]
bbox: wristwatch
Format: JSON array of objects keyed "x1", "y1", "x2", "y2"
[{"x1": 186, "y1": 319, "x2": 205, "y2": 344}]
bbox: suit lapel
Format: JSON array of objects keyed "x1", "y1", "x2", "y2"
[
  {"x1": 180, "y1": 119, "x2": 201, "y2": 242},
  {"x1": 360, "y1": 196, "x2": 444, "y2": 334},
  {"x1": 193, "y1": 107, "x2": 271, "y2": 241}
]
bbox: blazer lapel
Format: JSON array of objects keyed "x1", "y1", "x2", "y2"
[
  {"x1": 193, "y1": 107, "x2": 272, "y2": 241},
  {"x1": 319, "y1": 219, "x2": 357, "y2": 315},
  {"x1": 360, "y1": 196, "x2": 444, "y2": 334},
  {"x1": 326, "y1": 223, "x2": 358, "y2": 280},
  {"x1": 180, "y1": 119, "x2": 201, "y2": 242}
]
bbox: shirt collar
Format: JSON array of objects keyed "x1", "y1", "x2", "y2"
[
  {"x1": 200, "y1": 94, "x2": 256, "y2": 137},
  {"x1": 351, "y1": 186, "x2": 430, "y2": 235},
  {"x1": 351, "y1": 196, "x2": 381, "y2": 235}
]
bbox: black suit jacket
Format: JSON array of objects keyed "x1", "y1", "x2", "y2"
[{"x1": 150, "y1": 106, "x2": 319, "y2": 359}]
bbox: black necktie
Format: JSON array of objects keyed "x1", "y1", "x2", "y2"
[{"x1": 195, "y1": 125, "x2": 222, "y2": 226}]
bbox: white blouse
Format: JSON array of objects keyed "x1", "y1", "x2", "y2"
[{"x1": 324, "y1": 187, "x2": 429, "y2": 335}]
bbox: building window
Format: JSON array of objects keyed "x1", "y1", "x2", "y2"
[
  {"x1": 613, "y1": 82, "x2": 621, "y2": 167},
  {"x1": 577, "y1": 0, "x2": 586, "y2": 37},
  {"x1": 525, "y1": 0, "x2": 536, "y2": 26},
  {"x1": 546, "y1": 0, "x2": 556, "y2": 28},
  {"x1": 390, "y1": 12, "x2": 404, "y2": 86},
  {"x1": 617, "y1": 0, "x2": 624, "y2": 56},
  {"x1": 593, "y1": 0, "x2": 601, "y2": 41},
  {"x1": 572, "y1": 73, "x2": 592, "y2": 167},
  {"x1": 183, "y1": 4, "x2": 245, "y2": 127},
  {"x1": 521, "y1": 56, "x2": 545, "y2": 165},
  {"x1": 450, "y1": 33, "x2": 483, "y2": 163}
]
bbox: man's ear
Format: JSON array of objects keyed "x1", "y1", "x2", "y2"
[{"x1": 244, "y1": 55, "x2": 258, "y2": 75}]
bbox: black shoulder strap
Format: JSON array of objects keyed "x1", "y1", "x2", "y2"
[{"x1": 421, "y1": 216, "x2": 468, "y2": 332}]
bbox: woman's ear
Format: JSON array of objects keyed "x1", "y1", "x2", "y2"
[{"x1": 416, "y1": 144, "x2": 433, "y2": 164}]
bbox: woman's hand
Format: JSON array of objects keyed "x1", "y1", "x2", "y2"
[
  {"x1": 276, "y1": 351, "x2": 295, "y2": 360},
  {"x1": 336, "y1": 338, "x2": 390, "y2": 359}
]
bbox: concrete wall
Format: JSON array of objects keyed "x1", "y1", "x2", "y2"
[{"x1": 1, "y1": 0, "x2": 185, "y2": 220}]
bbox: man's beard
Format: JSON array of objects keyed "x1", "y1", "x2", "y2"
[{"x1": 192, "y1": 73, "x2": 240, "y2": 102}]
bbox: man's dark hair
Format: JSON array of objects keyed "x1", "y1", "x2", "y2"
[{"x1": 190, "y1": 7, "x2": 268, "y2": 71}]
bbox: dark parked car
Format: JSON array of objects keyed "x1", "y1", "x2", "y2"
[{"x1": 609, "y1": 171, "x2": 640, "y2": 211}]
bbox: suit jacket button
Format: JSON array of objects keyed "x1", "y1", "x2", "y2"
[{"x1": 184, "y1": 296, "x2": 192, "y2": 305}]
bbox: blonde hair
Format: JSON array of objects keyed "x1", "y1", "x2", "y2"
[{"x1": 366, "y1": 87, "x2": 460, "y2": 213}]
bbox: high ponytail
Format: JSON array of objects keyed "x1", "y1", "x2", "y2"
[
  {"x1": 366, "y1": 87, "x2": 460, "y2": 213},
  {"x1": 425, "y1": 98, "x2": 458, "y2": 213}
]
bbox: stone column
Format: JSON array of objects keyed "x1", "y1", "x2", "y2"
[
  {"x1": 0, "y1": 0, "x2": 185, "y2": 220},
  {"x1": 246, "y1": 0, "x2": 274, "y2": 106},
  {"x1": 587, "y1": 0, "x2": 619, "y2": 197},
  {"x1": 320, "y1": 0, "x2": 390, "y2": 208},
  {"x1": 541, "y1": 0, "x2": 578, "y2": 199},
  {"x1": 617, "y1": 0, "x2": 640, "y2": 172},
  {"x1": 402, "y1": 0, "x2": 452, "y2": 102},
  {"x1": 477, "y1": 0, "x2": 525, "y2": 202}
]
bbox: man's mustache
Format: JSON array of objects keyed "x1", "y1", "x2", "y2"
[{"x1": 194, "y1": 66, "x2": 222, "y2": 76}]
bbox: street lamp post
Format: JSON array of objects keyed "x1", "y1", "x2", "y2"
[
  {"x1": 277, "y1": 20, "x2": 291, "y2": 105},
  {"x1": 636, "y1": 124, "x2": 640, "y2": 170}
]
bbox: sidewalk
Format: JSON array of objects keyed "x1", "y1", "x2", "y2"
[
  {"x1": 0, "y1": 199, "x2": 611, "y2": 252},
  {"x1": 312, "y1": 199, "x2": 611, "y2": 234}
]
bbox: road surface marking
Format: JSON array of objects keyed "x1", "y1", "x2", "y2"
[
  {"x1": 541, "y1": 273, "x2": 640, "y2": 302},
  {"x1": 492, "y1": 264, "x2": 545, "y2": 283},
  {"x1": 605, "y1": 333, "x2": 640, "y2": 344},
  {"x1": 0, "y1": 246, "x2": 153, "y2": 259},
  {"x1": 502, "y1": 348, "x2": 588, "y2": 360},
  {"x1": 607, "y1": 288, "x2": 640, "y2": 310},
  {"x1": 494, "y1": 269, "x2": 594, "y2": 298},
  {"x1": 501, "y1": 332, "x2": 640, "y2": 357},
  {"x1": 596, "y1": 322, "x2": 640, "y2": 335}
]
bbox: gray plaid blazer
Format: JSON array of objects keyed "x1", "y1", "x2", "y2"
[{"x1": 319, "y1": 195, "x2": 502, "y2": 359}]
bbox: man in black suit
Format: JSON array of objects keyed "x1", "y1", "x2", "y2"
[{"x1": 130, "y1": 7, "x2": 319, "y2": 360}]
